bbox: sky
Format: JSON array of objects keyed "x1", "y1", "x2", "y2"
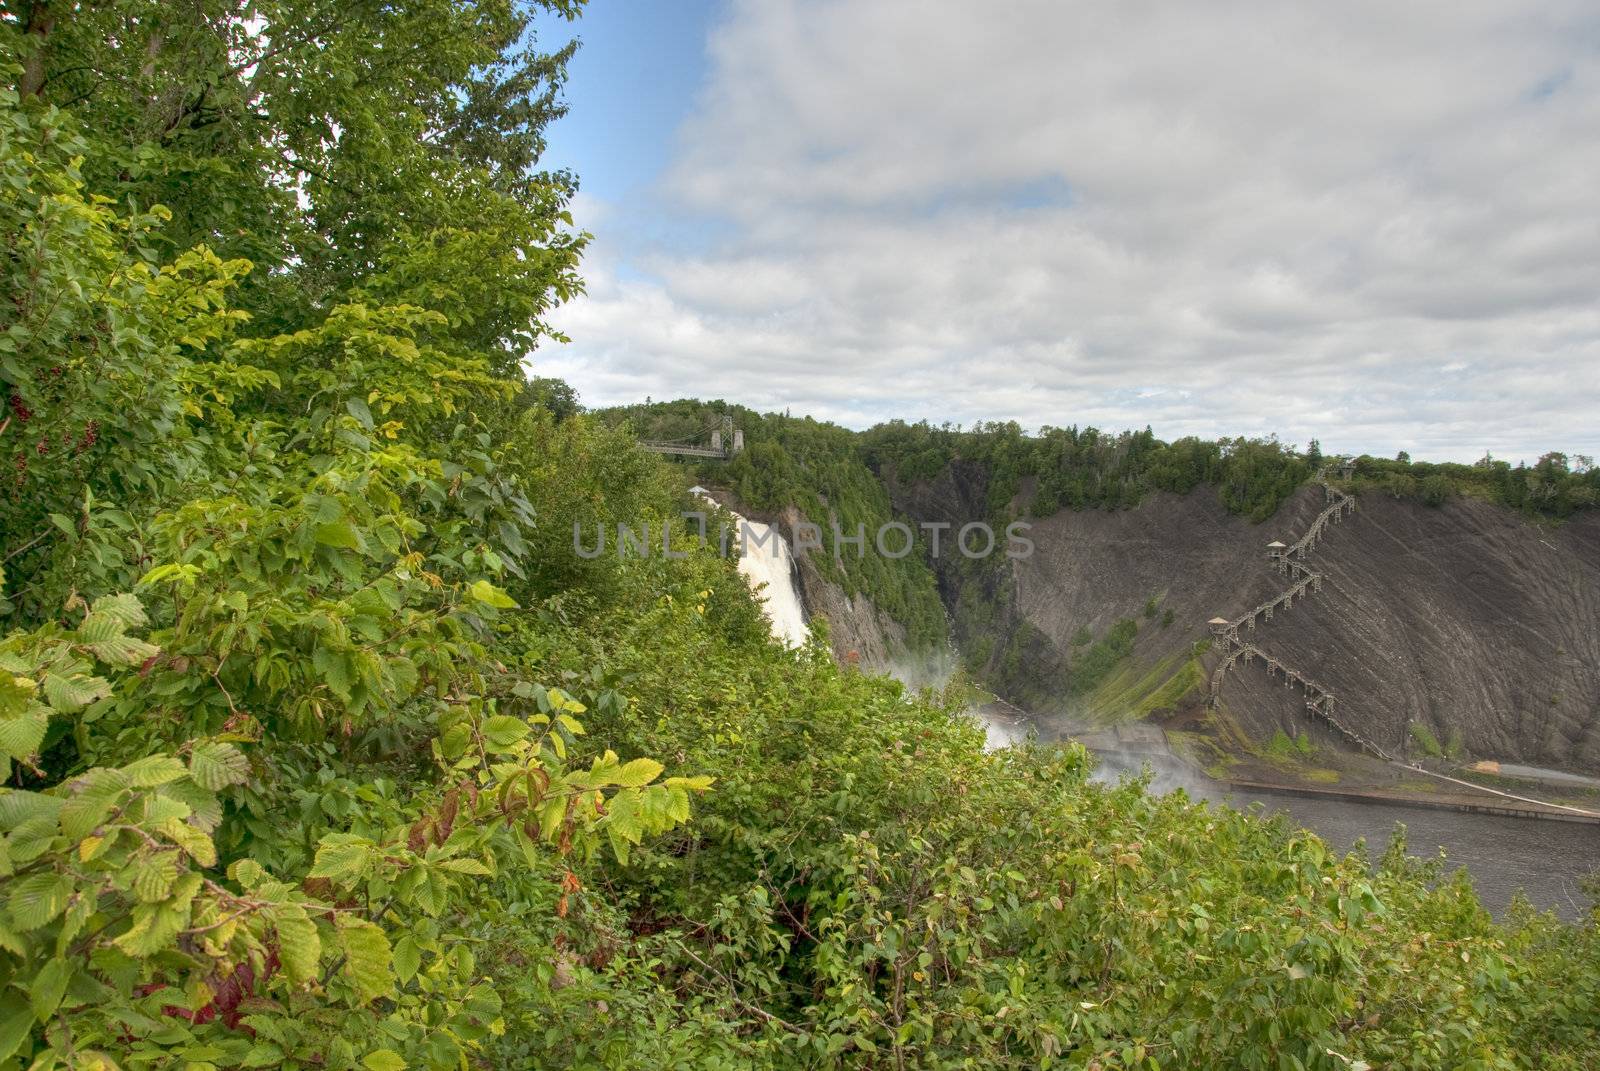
[{"x1": 530, "y1": 0, "x2": 1599, "y2": 464}]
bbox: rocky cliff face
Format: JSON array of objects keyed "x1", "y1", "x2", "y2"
[
  {"x1": 885, "y1": 463, "x2": 1600, "y2": 774},
  {"x1": 1223, "y1": 488, "x2": 1600, "y2": 772},
  {"x1": 775, "y1": 505, "x2": 914, "y2": 669}
]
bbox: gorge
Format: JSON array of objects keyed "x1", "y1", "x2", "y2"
[{"x1": 625, "y1": 402, "x2": 1600, "y2": 915}]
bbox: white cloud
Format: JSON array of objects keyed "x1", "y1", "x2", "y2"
[{"x1": 537, "y1": 0, "x2": 1600, "y2": 462}]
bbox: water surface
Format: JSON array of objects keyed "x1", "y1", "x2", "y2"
[
  {"x1": 993, "y1": 719, "x2": 1600, "y2": 921},
  {"x1": 1224, "y1": 786, "x2": 1600, "y2": 921}
]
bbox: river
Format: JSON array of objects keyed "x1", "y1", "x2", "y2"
[
  {"x1": 1224, "y1": 786, "x2": 1600, "y2": 921},
  {"x1": 992, "y1": 719, "x2": 1599, "y2": 921}
]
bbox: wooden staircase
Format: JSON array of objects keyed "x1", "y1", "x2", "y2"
[{"x1": 1207, "y1": 472, "x2": 1391, "y2": 760}]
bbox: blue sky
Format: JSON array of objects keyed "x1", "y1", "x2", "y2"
[
  {"x1": 535, "y1": 1, "x2": 722, "y2": 204},
  {"x1": 530, "y1": 1, "x2": 1599, "y2": 465}
]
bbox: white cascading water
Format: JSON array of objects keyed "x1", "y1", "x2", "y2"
[{"x1": 692, "y1": 488, "x2": 809, "y2": 648}]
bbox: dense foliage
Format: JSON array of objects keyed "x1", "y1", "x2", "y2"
[
  {"x1": 2, "y1": 5, "x2": 1597, "y2": 1070},
  {"x1": 862, "y1": 421, "x2": 1598, "y2": 522},
  {"x1": 862, "y1": 421, "x2": 1316, "y2": 523},
  {"x1": 1342, "y1": 452, "x2": 1598, "y2": 518},
  {"x1": 597, "y1": 401, "x2": 948, "y2": 650}
]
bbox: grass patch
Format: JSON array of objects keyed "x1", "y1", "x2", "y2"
[
  {"x1": 1409, "y1": 722, "x2": 1444, "y2": 758},
  {"x1": 1265, "y1": 729, "x2": 1316, "y2": 760},
  {"x1": 1082, "y1": 650, "x2": 1205, "y2": 723},
  {"x1": 1158, "y1": 728, "x2": 1238, "y2": 783}
]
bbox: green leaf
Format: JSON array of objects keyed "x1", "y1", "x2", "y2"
[
  {"x1": 0, "y1": 712, "x2": 47, "y2": 761},
  {"x1": 241, "y1": 1044, "x2": 286, "y2": 1067},
  {"x1": 392, "y1": 935, "x2": 422, "y2": 984},
  {"x1": 7, "y1": 871, "x2": 70, "y2": 930},
  {"x1": 313, "y1": 647, "x2": 355, "y2": 700},
  {"x1": 42, "y1": 671, "x2": 110, "y2": 713},
  {"x1": 309, "y1": 835, "x2": 375, "y2": 884},
  {"x1": 31, "y1": 956, "x2": 71, "y2": 1020},
  {"x1": 467, "y1": 580, "x2": 517, "y2": 609},
  {"x1": 615, "y1": 757, "x2": 664, "y2": 788},
  {"x1": 315, "y1": 520, "x2": 365, "y2": 552},
  {"x1": 131, "y1": 850, "x2": 180, "y2": 902},
  {"x1": 0, "y1": 996, "x2": 32, "y2": 1063},
  {"x1": 345, "y1": 396, "x2": 375, "y2": 429},
  {"x1": 0, "y1": 790, "x2": 62, "y2": 832},
  {"x1": 113, "y1": 901, "x2": 186, "y2": 957},
  {"x1": 188, "y1": 742, "x2": 250, "y2": 790},
  {"x1": 273, "y1": 904, "x2": 320, "y2": 984},
  {"x1": 75, "y1": 610, "x2": 125, "y2": 645},
  {"x1": 81, "y1": 631, "x2": 159, "y2": 666},
  {"x1": 228, "y1": 859, "x2": 268, "y2": 889},
  {"x1": 158, "y1": 816, "x2": 217, "y2": 867},
  {"x1": 338, "y1": 916, "x2": 394, "y2": 1003},
  {"x1": 362, "y1": 1050, "x2": 407, "y2": 1071},
  {"x1": 536, "y1": 794, "x2": 566, "y2": 842},
  {"x1": 124, "y1": 754, "x2": 189, "y2": 787},
  {"x1": 138, "y1": 563, "x2": 200, "y2": 589},
  {"x1": 666, "y1": 775, "x2": 715, "y2": 792},
  {"x1": 607, "y1": 825, "x2": 632, "y2": 866},
  {"x1": 0, "y1": 674, "x2": 36, "y2": 718},
  {"x1": 480, "y1": 715, "x2": 528, "y2": 752},
  {"x1": 91, "y1": 593, "x2": 148, "y2": 629}
]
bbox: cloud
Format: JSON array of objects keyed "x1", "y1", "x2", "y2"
[{"x1": 538, "y1": 0, "x2": 1600, "y2": 462}]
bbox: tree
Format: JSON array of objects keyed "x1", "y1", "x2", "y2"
[
  {"x1": 523, "y1": 375, "x2": 581, "y2": 420},
  {"x1": 1421, "y1": 474, "x2": 1453, "y2": 506}
]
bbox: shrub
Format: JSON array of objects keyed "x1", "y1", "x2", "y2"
[{"x1": 1410, "y1": 722, "x2": 1445, "y2": 758}]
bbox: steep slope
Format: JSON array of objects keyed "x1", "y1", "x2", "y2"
[
  {"x1": 1225, "y1": 489, "x2": 1600, "y2": 771},
  {"x1": 889, "y1": 462, "x2": 1600, "y2": 774}
]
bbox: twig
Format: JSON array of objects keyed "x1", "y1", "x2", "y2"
[{"x1": 674, "y1": 940, "x2": 806, "y2": 1035}]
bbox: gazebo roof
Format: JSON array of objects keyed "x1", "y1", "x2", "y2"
[
  {"x1": 1266, "y1": 540, "x2": 1288, "y2": 548},
  {"x1": 1207, "y1": 617, "x2": 1230, "y2": 625}
]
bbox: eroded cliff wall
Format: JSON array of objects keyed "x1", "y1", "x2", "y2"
[{"x1": 888, "y1": 463, "x2": 1600, "y2": 773}]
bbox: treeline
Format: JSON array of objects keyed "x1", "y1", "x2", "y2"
[
  {"x1": 862, "y1": 421, "x2": 1315, "y2": 522},
  {"x1": 863, "y1": 420, "x2": 1598, "y2": 521},
  {"x1": 1343, "y1": 451, "x2": 1599, "y2": 517}
]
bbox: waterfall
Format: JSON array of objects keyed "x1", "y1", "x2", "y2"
[{"x1": 692, "y1": 488, "x2": 809, "y2": 648}]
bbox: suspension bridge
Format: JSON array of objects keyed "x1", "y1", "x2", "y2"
[{"x1": 638, "y1": 415, "x2": 745, "y2": 460}]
